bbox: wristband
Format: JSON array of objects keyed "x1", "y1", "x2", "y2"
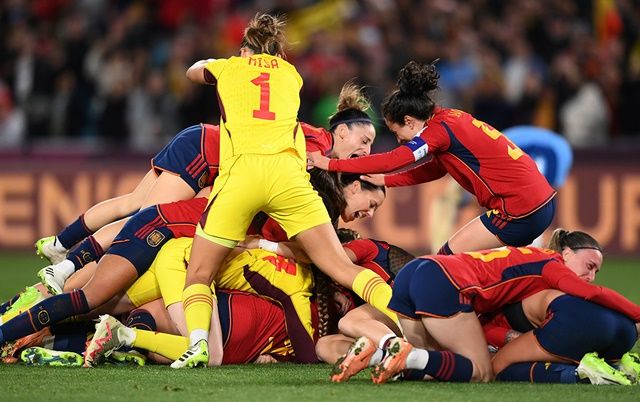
[{"x1": 258, "y1": 239, "x2": 279, "y2": 253}]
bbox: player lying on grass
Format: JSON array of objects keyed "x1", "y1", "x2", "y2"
[{"x1": 36, "y1": 81, "x2": 377, "y2": 289}]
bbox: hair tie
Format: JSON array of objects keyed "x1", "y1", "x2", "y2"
[{"x1": 329, "y1": 117, "x2": 373, "y2": 131}]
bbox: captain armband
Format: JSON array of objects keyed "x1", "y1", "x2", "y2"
[{"x1": 404, "y1": 136, "x2": 429, "y2": 161}]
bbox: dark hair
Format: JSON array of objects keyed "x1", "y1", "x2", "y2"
[
  {"x1": 308, "y1": 170, "x2": 385, "y2": 227},
  {"x1": 548, "y1": 229, "x2": 603, "y2": 253},
  {"x1": 313, "y1": 268, "x2": 337, "y2": 338},
  {"x1": 328, "y1": 80, "x2": 373, "y2": 132},
  {"x1": 382, "y1": 60, "x2": 440, "y2": 125},
  {"x1": 336, "y1": 228, "x2": 361, "y2": 243},
  {"x1": 387, "y1": 245, "x2": 415, "y2": 275},
  {"x1": 241, "y1": 13, "x2": 287, "y2": 57}
]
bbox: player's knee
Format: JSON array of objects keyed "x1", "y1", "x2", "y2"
[{"x1": 314, "y1": 337, "x2": 334, "y2": 364}]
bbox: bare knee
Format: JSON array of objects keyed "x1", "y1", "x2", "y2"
[{"x1": 315, "y1": 337, "x2": 333, "y2": 364}]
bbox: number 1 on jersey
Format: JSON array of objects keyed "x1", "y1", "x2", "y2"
[{"x1": 251, "y1": 73, "x2": 276, "y2": 120}]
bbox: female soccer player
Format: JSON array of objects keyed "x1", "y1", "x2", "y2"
[
  {"x1": 0, "y1": 170, "x2": 386, "y2": 354},
  {"x1": 177, "y1": 13, "x2": 395, "y2": 368},
  {"x1": 369, "y1": 234, "x2": 640, "y2": 383},
  {"x1": 308, "y1": 60, "x2": 556, "y2": 254},
  {"x1": 36, "y1": 79, "x2": 376, "y2": 276}
]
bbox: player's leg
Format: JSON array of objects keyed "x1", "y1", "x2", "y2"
[{"x1": 316, "y1": 334, "x2": 354, "y2": 364}]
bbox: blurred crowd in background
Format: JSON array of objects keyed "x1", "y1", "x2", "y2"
[{"x1": 1, "y1": 0, "x2": 640, "y2": 154}]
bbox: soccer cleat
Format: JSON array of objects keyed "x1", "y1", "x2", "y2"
[
  {"x1": 108, "y1": 350, "x2": 147, "y2": 366},
  {"x1": 619, "y1": 352, "x2": 640, "y2": 384},
  {"x1": 170, "y1": 340, "x2": 209, "y2": 369},
  {"x1": 37, "y1": 265, "x2": 67, "y2": 295},
  {"x1": 84, "y1": 315, "x2": 134, "y2": 367},
  {"x1": 35, "y1": 236, "x2": 68, "y2": 265},
  {"x1": 21, "y1": 347, "x2": 83, "y2": 367},
  {"x1": 371, "y1": 337, "x2": 412, "y2": 384},
  {"x1": 577, "y1": 352, "x2": 632, "y2": 385},
  {"x1": 331, "y1": 336, "x2": 377, "y2": 382},
  {"x1": 0, "y1": 286, "x2": 45, "y2": 324},
  {"x1": 0, "y1": 328, "x2": 52, "y2": 364}
]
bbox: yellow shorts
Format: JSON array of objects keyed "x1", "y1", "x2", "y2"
[
  {"x1": 126, "y1": 238, "x2": 192, "y2": 308},
  {"x1": 198, "y1": 151, "x2": 330, "y2": 242}
]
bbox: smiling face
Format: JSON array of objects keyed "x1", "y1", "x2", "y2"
[
  {"x1": 384, "y1": 115, "x2": 425, "y2": 143},
  {"x1": 340, "y1": 181, "x2": 386, "y2": 222},
  {"x1": 331, "y1": 123, "x2": 376, "y2": 158},
  {"x1": 562, "y1": 247, "x2": 604, "y2": 283}
]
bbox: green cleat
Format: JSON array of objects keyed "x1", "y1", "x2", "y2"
[
  {"x1": 84, "y1": 315, "x2": 135, "y2": 367},
  {"x1": 619, "y1": 352, "x2": 640, "y2": 384},
  {"x1": 21, "y1": 347, "x2": 83, "y2": 367},
  {"x1": 577, "y1": 352, "x2": 632, "y2": 385},
  {"x1": 35, "y1": 236, "x2": 68, "y2": 265},
  {"x1": 0, "y1": 286, "x2": 44, "y2": 324},
  {"x1": 170, "y1": 339, "x2": 209, "y2": 369},
  {"x1": 108, "y1": 350, "x2": 147, "y2": 366}
]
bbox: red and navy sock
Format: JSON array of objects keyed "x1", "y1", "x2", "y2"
[
  {"x1": 0, "y1": 293, "x2": 21, "y2": 315},
  {"x1": 496, "y1": 362, "x2": 577, "y2": 384},
  {"x1": 0, "y1": 290, "x2": 89, "y2": 344},
  {"x1": 406, "y1": 351, "x2": 474, "y2": 382},
  {"x1": 437, "y1": 241, "x2": 453, "y2": 255},
  {"x1": 57, "y1": 215, "x2": 93, "y2": 249},
  {"x1": 67, "y1": 236, "x2": 105, "y2": 271}
]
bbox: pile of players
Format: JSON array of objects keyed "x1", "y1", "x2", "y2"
[{"x1": 0, "y1": 13, "x2": 638, "y2": 386}]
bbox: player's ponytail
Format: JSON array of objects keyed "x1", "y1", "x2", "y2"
[
  {"x1": 242, "y1": 13, "x2": 287, "y2": 57},
  {"x1": 328, "y1": 80, "x2": 374, "y2": 132},
  {"x1": 548, "y1": 228, "x2": 603, "y2": 253},
  {"x1": 313, "y1": 268, "x2": 338, "y2": 338},
  {"x1": 382, "y1": 60, "x2": 440, "y2": 125}
]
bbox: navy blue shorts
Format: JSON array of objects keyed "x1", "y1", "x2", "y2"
[
  {"x1": 389, "y1": 259, "x2": 473, "y2": 319},
  {"x1": 217, "y1": 290, "x2": 231, "y2": 347},
  {"x1": 109, "y1": 206, "x2": 175, "y2": 276},
  {"x1": 480, "y1": 198, "x2": 555, "y2": 246},
  {"x1": 534, "y1": 295, "x2": 638, "y2": 363},
  {"x1": 151, "y1": 125, "x2": 212, "y2": 194}
]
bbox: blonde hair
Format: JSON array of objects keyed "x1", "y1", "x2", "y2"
[{"x1": 241, "y1": 13, "x2": 287, "y2": 57}]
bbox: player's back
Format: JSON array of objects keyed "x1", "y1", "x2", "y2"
[
  {"x1": 431, "y1": 108, "x2": 555, "y2": 217},
  {"x1": 426, "y1": 246, "x2": 562, "y2": 313},
  {"x1": 208, "y1": 54, "x2": 303, "y2": 157}
]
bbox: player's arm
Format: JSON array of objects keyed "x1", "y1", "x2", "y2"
[
  {"x1": 240, "y1": 236, "x2": 313, "y2": 264},
  {"x1": 543, "y1": 262, "x2": 640, "y2": 321},
  {"x1": 384, "y1": 158, "x2": 448, "y2": 187},
  {"x1": 186, "y1": 59, "x2": 218, "y2": 85},
  {"x1": 480, "y1": 313, "x2": 521, "y2": 349}
]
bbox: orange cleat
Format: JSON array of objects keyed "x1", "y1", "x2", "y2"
[
  {"x1": 371, "y1": 337, "x2": 412, "y2": 384},
  {"x1": 331, "y1": 336, "x2": 377, "y2": 383}
]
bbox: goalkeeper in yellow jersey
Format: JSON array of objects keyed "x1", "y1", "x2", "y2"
[{"x1": 174, "y1": 13, "x2": 396, "y2": 368}]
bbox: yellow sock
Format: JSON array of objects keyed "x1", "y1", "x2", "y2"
[
  {"x1": 352, "y1": 269, "x2": 398, "y2": 324},
  {"x1": 183, "y1": 283, "x2": 214, "y2": 343},
  {"x1": 132, "y1": 329, "x2": 189, "y2": 361}
]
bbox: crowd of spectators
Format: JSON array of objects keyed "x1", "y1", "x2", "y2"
[{"x1": 1, "y1": 0, "x2": 639, "y2": 154}]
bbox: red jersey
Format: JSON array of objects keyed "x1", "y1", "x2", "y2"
[
  {"x1": 424, "y1": 246, "x2": 640, "y2": 321},
  {"x1": 156, "y1": 197, "x2": 208, "y2": 238},
  {"x1": 328, "y1": 108, "x2": 555, "y2": 218},
  {"x1": 221, "y1": 291, "x2": 292, "y2": 364},
  {"x1": 301, "y1": 122, "x2": 334, "y2": 156},
  {"x1": 343, "y1": 239, "x2": 394, "y2": 284}
]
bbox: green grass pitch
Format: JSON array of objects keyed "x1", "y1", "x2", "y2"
[{"x1": 0, "y1": 252, "x2": 638, "y2": 402}]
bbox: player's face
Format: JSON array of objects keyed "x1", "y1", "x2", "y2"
[
  {"x1": 562, "y1": 248, "x2": 603, "y2": 283},
  {"x1": 385, "y1": 116, "x2": 424, "y2": 143},
  {"x1": 341, "y1": 181, "x2": 386, "y2": 222},
  {"x1": 333, "y1": 123, "x2": 376, "y2": 158}
]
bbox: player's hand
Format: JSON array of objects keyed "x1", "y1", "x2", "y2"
[
  {"x1": 360, "y1": 174, "x2": 385, "y2": 187},
  {"x1": 239, "y1": 235, "x2": 261, "y2": 249},
  {"x1": 333, "y1": 291, "x2": 353, "y2": 315},
  {"x1": 254, "y1": 354, "x2": 278, "y2": 364},
  {"x1": 307, "y1": 151, "x2": 330, "y2": 170}
]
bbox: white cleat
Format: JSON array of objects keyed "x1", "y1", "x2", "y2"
[
  {"x1": 84, "y1": 315, "x2": 135, "y2": 367},
  {"x1": 37, "y1": 265, "x2": 67, "y2": 295},
  {"x1": 35, "y1": 236, "x2": 68, "y2": 265}
]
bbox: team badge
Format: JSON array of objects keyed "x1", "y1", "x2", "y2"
[
  {"x1": 37, "y1": 309, "x2": 50, "y2": 325},
  {"x1": 146, "y1": 230, "x2": 166, "y2": 247},
  {"x1": 81, "y1": 250, "x2": 93, "y2": 263},
  {"x1": 198, "y1": 170, "x2": 210, "y2": 189}
]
